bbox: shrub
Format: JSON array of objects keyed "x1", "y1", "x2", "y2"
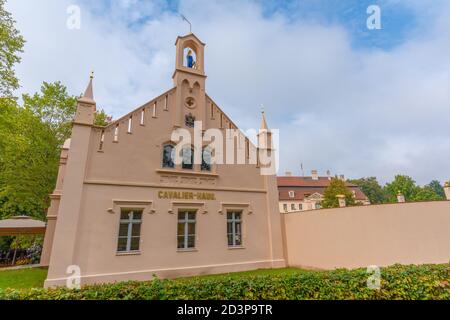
[{"x1": 0, "y1": 264, "x2": 448, "y2": 300}]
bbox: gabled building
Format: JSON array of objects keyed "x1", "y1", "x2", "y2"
[
  {"x1": 278, "y1": 170, "x2": 370, "y2": 212},
  {"x1": 40, "y1": 33, "x2": 285, "y2": 287}
]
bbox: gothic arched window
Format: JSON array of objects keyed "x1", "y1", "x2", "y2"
[
  {"x1": 162, "y1": 144, "x2": 175, "y2": 168},
  {"x1": 182, "y1": 145, "x2": 194, "y2": 170},
  {"x1": 201, "y1": 147, "x2": 212, "y2": 171}
]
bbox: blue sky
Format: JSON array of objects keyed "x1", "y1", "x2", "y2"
[
  {"x1": 84, "y1": 0, "x2": 420, "y2": 49},
  {"x1": 7, "y1": 0, "x2": 450, "y2": 184}
]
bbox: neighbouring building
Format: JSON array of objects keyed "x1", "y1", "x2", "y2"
[
  {"x1": 40, "y1": 33, "x2": 285, "y2": 287},
  {"x1": 278, "y1": 170, "x2": 370, "y2": 212}
]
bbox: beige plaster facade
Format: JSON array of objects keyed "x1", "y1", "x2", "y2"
[
  {"x1": 282, "y1": 201, "x2": 450, "y2": 269},
  {"x1": 40, "y1": 33, "x2": 285, "y2": 287},
  {"x1": 40, "y1": 33, "x2": 450, "y2": 288}
]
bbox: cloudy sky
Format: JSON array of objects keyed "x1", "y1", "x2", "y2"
[{"x1": 6, "y1": 0, "x2": 450, "y2": 185}]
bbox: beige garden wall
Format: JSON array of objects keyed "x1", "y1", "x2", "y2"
[{"x1": 282, "y1": 201, "x2": 450, "y2": 270}]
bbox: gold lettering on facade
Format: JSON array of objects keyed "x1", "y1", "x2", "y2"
[{"x1": 158, "y1": 190, "x2": 215, "y2": 200}]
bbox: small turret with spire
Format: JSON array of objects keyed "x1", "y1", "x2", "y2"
[
  {"x1": 258, "y1": 107, "x2": 273, "y2": 151},
  {"x1": 74, "y1": 71, "x2": 96, "y2": 125}
]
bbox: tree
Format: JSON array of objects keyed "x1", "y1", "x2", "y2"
[
  {"x1": 0, "y1": 82, "x2": 111, "y2": 219},
  {"x1": 94, "y1": 109, "x2": 109, "y2": 126},
  {"x1": 412, "y1": 186, "x2": 442, "y2": 202},
  {"x1": 22, "y1": 81, "x2": 78, "y2": 144},
  {"x1": 384, "y1": 175, "x2": 419, "y2": 202},
  {"x1": 0, "y1": 0, "x2": 25, "y2": 97},
  {"x1": 0, "y1": 99, "x2": 59, "y2": 219},
  {"x1": 321, "y1": 178, "x2": 356, "y2": 208},
  {"x1": 426, "y1": 180, "x2": 445, "y2": 199},
  {"x1": 348, "y1": 177, "x2": 386, "y2": 204}
]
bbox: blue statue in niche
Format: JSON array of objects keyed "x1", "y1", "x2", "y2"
[{"x1": 186, "y1": 49, "x2": 195, "y2": 68}]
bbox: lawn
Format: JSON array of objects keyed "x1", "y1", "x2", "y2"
[{"x1": 0, "y1": 267, "x2": 48, "y2": 289}]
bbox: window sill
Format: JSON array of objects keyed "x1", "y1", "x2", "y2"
[
  {"x1": 156, "y1": 169, "x2": 218, "y2": 177},
  {"x1": 177, "y1": 248, "x2": 198, "y2": 253},
  {"x1": 116, "y1": 251, "x2": 141, "y2": 256},
  {"x1": 228, "y1": 246, "x2": 245, "y2": 250}
]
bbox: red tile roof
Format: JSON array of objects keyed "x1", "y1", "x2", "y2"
[{"x1": 277, "y1": 176, "x2": 368, "y2": 201}]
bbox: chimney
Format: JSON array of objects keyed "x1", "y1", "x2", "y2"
[
  {"x1": 326, "y1": 170, "x2": 331, "y2": 180},
  {"x1": 444, "y1": 181, "x2": 450, "y2": 200},
  {"x1": 311, "y1": 170, "x2": 318, "y2": 180},
  {"x1": 285, "y1": 171, "x2": 292, "y2": 176},
  {"x1": 336, "y1": 194, "x2": 346, "y2": 207},
  {"x1": 397, "y1": 191, "x2": 405, "y2": 203}
]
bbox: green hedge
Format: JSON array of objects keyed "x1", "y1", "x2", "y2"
[{"x1": 0, "y1": 264, "x2": 448, "y2": 300}]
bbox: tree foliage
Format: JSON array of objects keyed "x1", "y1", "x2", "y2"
[
  {"x1": 0, "y1": 82, "x2": 110, "y2": 219},
  {"x1": 321, "y1": 178, "x2": 356, "y2": 208},
  {"x1": 0, "y1": 98, "x2": 59, "y2": 219},
  {"x1": 426, "y1": 180, "x2": 445, "y2": 199},
  {"x1": 22, "y1": 81, "x2": 78, "y2": 144},
  {"x1": 94, "y1": 109, "x2": 109, "y2": 126},
  {"x1": 348, "y1": 177, "x2": 386, "y2": 204},
  {"x1": 0, "y1": 0, "x2": 25, "y2": 97},
  {"x1": 412, "y1": 186, "x2": 443, "y2": 202},
  {"x1": 383, "y1": 175, "x2": 419, "y2": 202}
]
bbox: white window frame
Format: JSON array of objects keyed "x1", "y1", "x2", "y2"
[
  {"x1": 288, "y1": 191, "x2": 295, "y2": 198},
  {"x1": 227, "y1": 211, "x2": 242, "y2": 247},
  {"x1": 177, "y1": 210, "x2": 196, "y2": 250},
  {"x1": 117, "y1": 209, "x2": 142, "y2": 253}
]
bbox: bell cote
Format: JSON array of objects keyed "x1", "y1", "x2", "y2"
[
  {"x1": 173, "y1": 33, "x2": 206, "y2": 85},
  {"x1": 172, "y1": 33, "x2": 207, "y2": 129}
]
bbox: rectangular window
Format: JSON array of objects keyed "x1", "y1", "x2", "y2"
[
  {"x1": 177, "y1": 210, "x2": 196, "y2": 249},
  {"x1": 210, "y1": 103, "x2": 214, "y2": 119},
  {"x1": 291, "y1": 204, "x2": 296, "y2": 210},
  {"x1": 114, "y1": 125, "x2": 119, "y2": 142},
  {"x1": 283, "y1": 204, "x2": 288, "y2": 212},
  {"x1": 99, "y1": 130, "x2": 105, "y2": 150},
  {"x1": 127, "y1": 117, "x2": 132, "y2": 133},
  {"x1": 117, "y1": 209, "x2": 142, "y2": 252},
  {"x1": 227, "y1": 211, "x2": 242, "y2": 247},
  {"x1": 246, "y1": 138, "x2": 249, "y2": 159},
  {"x1": 164, "y1": 95, "x2": 168, "y2": 110},
  {"x1": 299, "y1": 203, "x2": 303, "y2": 210},
  {"x1": 140, "y1": 109, "x2": 145, "y2": 125},
  {"x1": 152, "y1": 102, "x2": 157, "y2": 118}
]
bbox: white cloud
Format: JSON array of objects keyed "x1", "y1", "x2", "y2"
[{"x1": 6, "y1": 0, "x2": 450, "y2": 184}]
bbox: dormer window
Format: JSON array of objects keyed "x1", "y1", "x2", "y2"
[{"x1": 288, "y1": 191, "x2": 295, "y2": 198}]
